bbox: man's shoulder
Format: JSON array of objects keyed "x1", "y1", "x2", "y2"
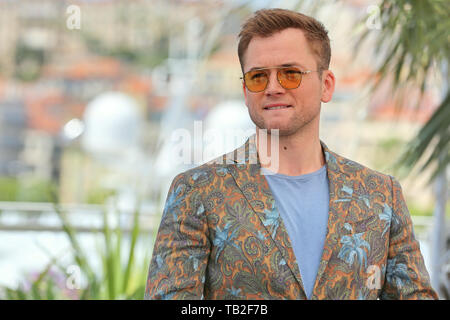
[
  {"x1": 171, "y1": 152, "x2": 232, "y2": 186},
  {"x1": 173, "y1": 143, "x2": 398, "y2": 191},
  {"x1": 329, "y1": 148, "x2": 395, "y2": 187}
]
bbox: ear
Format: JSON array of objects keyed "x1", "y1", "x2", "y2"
[{"x1": 320, "y1": 70, "x2": 335, "y2": 103}]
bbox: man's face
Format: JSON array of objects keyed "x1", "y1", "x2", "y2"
[{"x1": 242, "y1": 28, "x2": 335, "y2": 136}]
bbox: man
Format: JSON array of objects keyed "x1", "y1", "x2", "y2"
[{"x1": 145, "y1": 8, "x2": 438, "y2": 300}]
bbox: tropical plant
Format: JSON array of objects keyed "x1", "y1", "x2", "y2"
[
  {"x1": 355, "y1": 0, "x2": 450, "y2": 183},
  {"x1": 2, "y1": 260, "x2": 78, "y2": 300},
  {"x1": 1, "y1": 195, "x2": 151, "y2": 300},
  {"x1": 52, "y1": 198, "x2": 149, "y2": 299}
]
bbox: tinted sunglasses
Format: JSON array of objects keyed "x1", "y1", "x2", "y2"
[{"x1": 241, "y1": 65, "x2": 317, "y2": 93}]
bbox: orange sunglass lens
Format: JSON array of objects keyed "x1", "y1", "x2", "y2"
[
  {"x1": 244, "y1": 67, "x2": 303, "y2": 92},
  {"x1": 244, "y1": 70, "x2": 268, "y2": 92},
  {"x1": 278, "y1": 68, "x2": 302, "y2": 89}
]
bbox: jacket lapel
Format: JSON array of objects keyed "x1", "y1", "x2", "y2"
[
  {"x1": 225, "y1": 134, "x2": 306, "y2": 297},
  {"x1": 310, "y1": 142, "x2": 355, "y2": 299}
]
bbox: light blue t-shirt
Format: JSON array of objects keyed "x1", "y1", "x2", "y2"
[{"x1": 262, "y1": 165, "x2": 329, "y2": 299}]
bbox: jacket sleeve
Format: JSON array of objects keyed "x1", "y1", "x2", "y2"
[
  {"x1": 380, "y1": 176, "x2": 439, "y2": 299},
  {"x1": 144, "y1": 172, "x2": 210, "y2": 300}
]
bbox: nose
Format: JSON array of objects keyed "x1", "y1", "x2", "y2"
[{"x1": 264, "y1": 70, "x2": 286, "y2": 96}]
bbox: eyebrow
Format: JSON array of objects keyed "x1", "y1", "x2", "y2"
[{"x1": 248, "y1": 62, "x2": 307, "y2": 71}]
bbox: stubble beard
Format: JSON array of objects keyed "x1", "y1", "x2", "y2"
[{"x1": 249, "y1": 104, "x2": 321, "y2": 137}]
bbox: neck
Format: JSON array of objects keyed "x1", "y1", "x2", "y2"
[{"x1": 255, "y1": 128, "x2": 325, "y2": 176}]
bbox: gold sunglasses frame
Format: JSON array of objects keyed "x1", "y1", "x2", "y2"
[{"x1": 241, "y1": 66, "x2": 318, "y2": 93}]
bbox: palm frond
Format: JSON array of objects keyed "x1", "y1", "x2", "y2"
[{"x1": 354, "y1": 0, "x2": 450, "y2": 181}]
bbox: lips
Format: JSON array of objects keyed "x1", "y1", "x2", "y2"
[{"x1": 264, "y1": 104, "x2": 292, "y2": 110}]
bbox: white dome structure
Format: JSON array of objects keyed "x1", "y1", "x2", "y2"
[
  {"x1": 82, "y1": 92, "x2": 143, "y2": 158},
  {"x1": 203, "y1": 100, "x2": 255, "y2": 162},
  {"x1": 204, "y1": 100, "x2": 254, "y2": 131}
]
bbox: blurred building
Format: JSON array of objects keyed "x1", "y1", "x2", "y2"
[
  {"x1": 0, "y1": 99, "x2": 27, "y2": 176},
  {"x1": 0, "y1": 0, "x2": 442, "y2": 210}
]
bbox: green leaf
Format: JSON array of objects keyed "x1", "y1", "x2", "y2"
[{"x1": 122, "y1": 199, "x2": 141, "y2": 294}]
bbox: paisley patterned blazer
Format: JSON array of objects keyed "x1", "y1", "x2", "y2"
[{"x1": 145, "y1": 135, "x2": 438, "y2": 300}]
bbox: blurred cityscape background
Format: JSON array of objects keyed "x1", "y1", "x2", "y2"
[{"x1": 0, "y1": 0, "x2": 448, "y2": 299}]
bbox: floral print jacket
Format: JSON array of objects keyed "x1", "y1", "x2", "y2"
[{"x1": 145, "y1": 135, "x2": 438, "y2": 300}]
